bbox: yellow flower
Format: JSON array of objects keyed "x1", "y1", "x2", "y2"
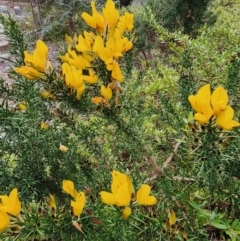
[
  {"x1": 168, "y1": 210, "x2": 177, "y2": 226},
  {"x1": 92, "y1": 97, "x2": 105, "y2": 105},
  {"x1": 216, "y1": 106, "x2": 240, "y2": 130},
  {"x1": 101, "y1": 182, "x2": 132, "y2": 207},
  {"x1": 81, "y1": 1, "x2": 105, "y2": 32},
  {"x1": 120, "y1": 37, "x2": 133, "y2": 54},
  {"x1": 60, "y1": 49, "x2": 91, "y2": 69},
  {"x1": 93, "y1": 35, "x2": 104, "y2": 53},
  {"x1": 165, "y1": 210, "x2": 177, "y2": 230},
  {"x1": 102, "y1": 0, "x2": 119, "y2": 29},
  {"x1": 92, "y1": 85, "x2": 112, "y2": 107},
  {"x1": 83, "y1": 31, "x2": 96, "y2": 45},
  {"x1": 122, "y1": 206, "x2": 131, "y2": 219},
  {"x1": 136, "y1": 184, "x2": 157, "y2": 206},
  {"x1": 101, "y1": 85, "x2": 112, "y2": 100},
  {"x1": 59, "y1": 144, "x2": 68, "y2": 153},
  {"x1": 188, "y1": 84, "x2": 213, "y2": 124},
  {"x1": 62, "y1": 63, "x2": 86, "y2": 99},
  {"x1": 49, "y1": 194, "x2": 57, "y2": 210},
  {"x1": 40, "y1": 122, "x2": 49, "y2": 129},
  {"x1": 0, "y1": 210, "x2": 10, "y2": 233},
  {"x1": 76, "y1": 35, "x2": 93, "y2": 53},
  {"x1": 82, "y1": 68, "x2": 98, "y2": 84},
  {"x1": 14, "y1": 40, "x2": 48, "y2": 80},
  {"x1": 211, "y1": 86, "x2": 228, "y2": 116},
  {"x1": 14, "y1": 66, "x2": 42, "y2": 80},
  {"x1": 62, "y1": 180, "x2": 78, "y2": 200},
  {"x1": 18, "y1": 101, "x2": 27, "y2": 111},
  {"x1": 100, "y1": 170, "x2": 157, "y2": 219},
  {"x1": 100, "y1": 170, "x2": 133, "y2": 207},
  {"x1": 71, "y1": 192, "x2": 86, "y2": 216},
  {"x1": 65, "y1": 34, "x2": 73, "y2": 44},
  {"x1": 0, "y1": 188, "x2": 21, "y2": 216},
  {"x1": 24, "y1": 40, "x2": 48, "y2": 73},
  {"x1": 40, "y1": 91, "x2": 55, "y2": 99},
  {"x1": 111, "y1": 171, "x2": 134, "y2": 197},
  {"x1": 118, "y1": 12, "x2": 134, "y2": 34},
  {"x1": 111, "y1": 61, "x2": 123, "y2": 81}
]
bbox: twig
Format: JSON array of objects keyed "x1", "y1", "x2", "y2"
[
  {"x1": 145, "y1": 138, "x2": 185, "y2": 183},
  {"x1": 144, "y1": 174, "x2": 194, "y2": 183},
  {"x1": 162, "y1": 139, "x2": 183, "y2": 170},
  {"x1": 171, "y1": 176, "x2": 195, "y2": 181}
]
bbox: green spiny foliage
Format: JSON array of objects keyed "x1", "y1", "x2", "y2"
[
  {"x1": 0, "y1": 1, "x2": 240, "y2": 240},
  {"x1": 0, "y1": 14, "x2": 27, "y2": 65},
  {"x1": 147, "y1": 0, "x2": 217, "y2": 36},
  {"x1": 41, "y1": 0, "x2": 109, "y2": 40}
]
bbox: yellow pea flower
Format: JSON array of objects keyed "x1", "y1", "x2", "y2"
[
  {"x1": 93, "y1": 35, "x2": 104, "y2": 53},
  {"x1": 40, "y1": 91, "x2": 55, "y2": 99},
  {"x1": 122, "y1": 206, "x2": 131, "y2": 219},
  {"x1": 211, "y1": 86, "x2": 228, "y2": 116},
  {"x1": 0, "y1": 210, "x2": 10, "y2": 233},
  {"x1": 101, "y1": 183, "x2": 132, "y2": 207},
  {"x1": 71, "y1": 192, "x2": 86, "y2": 216},
  {"x1": 101, "y1": 85, "x2": 112, "y2": 100},
  {"x1": 101, "y1": 170, "x2": 157, "y2": 219},
  {"x1": 136, "y1": 184, "x2": 157, "y2": 206},
  {"x1": 118, "y1": 12, "x2": 134, "y2": 34},
  {"x1": 168, "y1": 210, "x2": 177, "y2": 226},
  {"x1": 100, "y1": 170, "x2": 133, "y2": 207},
  {"x1": 100, "y1": 191, "x2": 117, "y2": 205},
  {"x1": 0, "y1": 188, "x2": 21, "y2": 216},
  {"x1": 102, "y1": 0, "x2": 119, "y2": 29},
  {"x1": 111, "y1": 62, "x2": 123, "y2": 81},
  {"x1": 216, "y1": 106, "x2": 240, "y2": 130},
  {"x1": 18, "y1": 101, "x2": 27, "y2": 111},
  {"x1": 92, "y1": 96, "x2": 105, "y2": 105},
  {"x1": 14, "y1": 66, "x2": 42, "y2": 80},
  {"x1": 76, "y1": 35, "x2": 92, "y2": 53},
  {"x1": 111, "y1": 170, "x2": 134, "y2": 197},
  {"x1": 61, "y1": 63, "x2": 86, "y2": 99},
  {"x1": 94, "y1": 35, "x2": 123, "y2": 72},
  {"x1": 120, "y1": 37, "x2": 133, "y2": 54},
  {"x1": 81, "y1": 1, "x2": 105, "y2": 32},
  {"x1": 24, "y1": 40, "x2": 48, "y2": 73},
  {"x1": 165, "y1": 210, "x2": 177, "y2": 230},
  {"x1": 82, "y1": 68, "x2": 98, "y2": 84},
  {"x1": 83, "y1": 31, "x2": 96, "y2": 45},
  {"x1": 40, "y1": 122, "x2": 49, "y2": 129},
  {"x1": 188, "y1": 84, "x2": 213, "y2": 124},
  {"x1": 60, "y1": 49, "x2": 91, "y2": 69},
  {"x1": 62, "y1": 180, "x2": 78, "y2": 200},
  {"x1": 92, "y1": 85, "x2": 112, "y2": 107},
  {"x1": 49, "y1": 194, "x2": 56, "y2": 210},
  {"x1": 76, "y1": 84, "x2": 85, "y2": 100},
  {"x1": 65, "y1": 34, "x2": 73, "y2": 44}
]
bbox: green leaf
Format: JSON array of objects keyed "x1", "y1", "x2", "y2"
[{"x1": 209, "y1": 221, "x2": 228, "y2": 230}]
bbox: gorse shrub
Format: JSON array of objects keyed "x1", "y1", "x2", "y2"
[
  {"x1": 0, "y1": 0, "x2": 240, "y2": 240},
  {"x1": 147, "y1": 0, "x2": 217, "y2": 36}
]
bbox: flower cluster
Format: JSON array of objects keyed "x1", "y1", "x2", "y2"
[
  {"x1": 62, "y1": 170, "x2": 157, "y2": 220},
  {"x1": 188, "y1": 84, "x2": 240, "y2": 130},
  {"x1": 100, "y1": 170, "x2": 157, "y2": 219},
  {"x1": 14, "y1": 40, "x2": 50, "y2": 80},
  {"x1": 62, "y1": 180, "x2": 86, "y2": 216},
  {"x1": 0, "y1": 188, "x2": 21, "y2": 232},
  {"x1": 60, "y1": 0, "x2": 134, "y2": 105},
  {"x1": 13, "y1": 0, "x2": 134, "y2": 109}
]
